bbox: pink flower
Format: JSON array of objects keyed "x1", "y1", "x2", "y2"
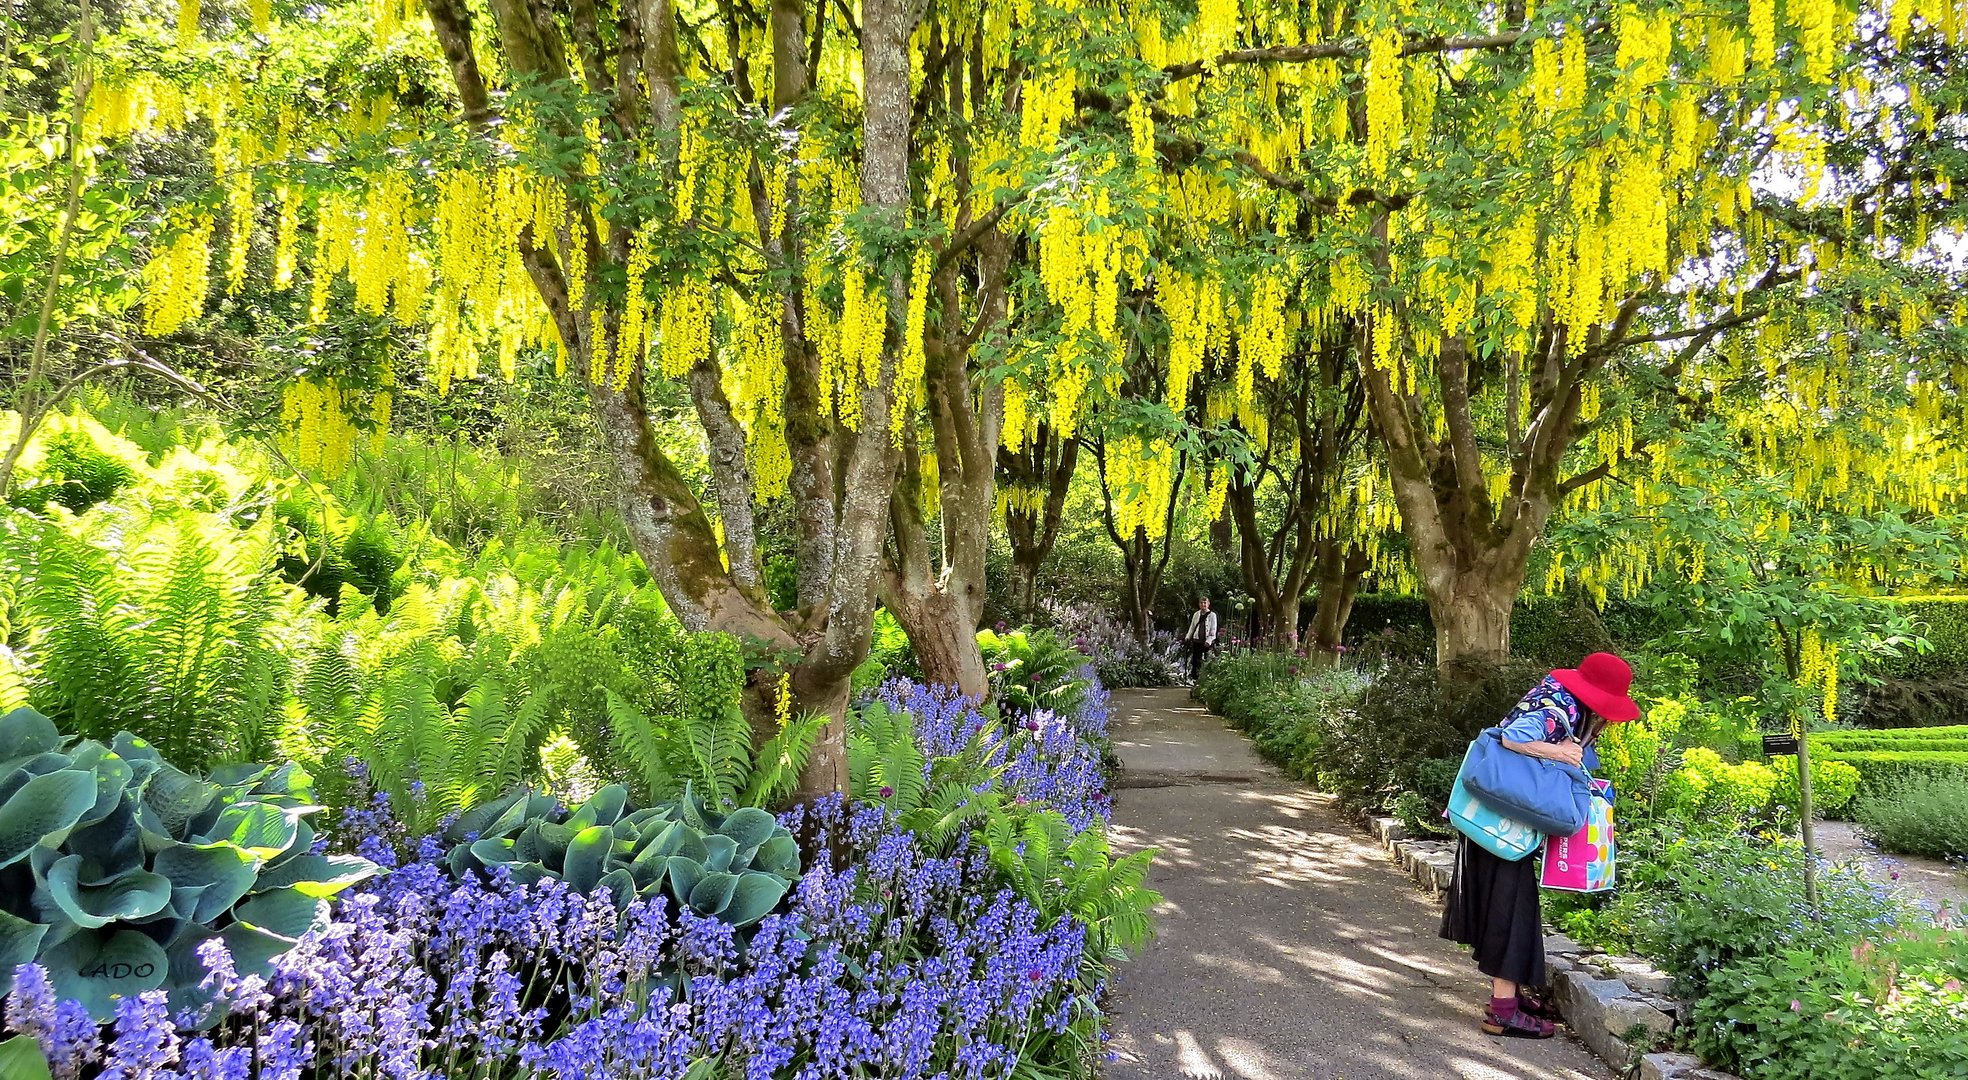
[
  {"x1": 879, "y1": 785, "x2": 894, "y2": 799},
  {"x1": 1790, "y1": 999, "x2": 1802, "y2": 1013}
]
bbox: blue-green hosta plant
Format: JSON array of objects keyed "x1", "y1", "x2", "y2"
[
  {"x1": 0, "y1": 707, "x2": 377, "y2": 1020},
  {"x1": 442, "y1": 783, "x2": 800, "y2": 928}
]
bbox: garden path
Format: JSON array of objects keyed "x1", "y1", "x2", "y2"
[
  {"x1": 1813, "y1": 818, "x2": 1968, "y2": 917},
  {"x1": 1101, "y1": 688, "x2": 1610, "y2": 1080}
]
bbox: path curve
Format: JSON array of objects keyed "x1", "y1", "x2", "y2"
[{"x1": 1102, "y1": 688, "x2": 1610, "y2": 1080}]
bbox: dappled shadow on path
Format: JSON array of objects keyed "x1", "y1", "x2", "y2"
[{"x1": 1100, "y1": 689, "x2": 1607, "y2": 1080}]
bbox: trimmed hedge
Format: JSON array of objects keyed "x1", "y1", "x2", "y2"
[
  {"x1": 1880, "y1": 595, "x2": 1968, "y2": 679},
  {"x1": 1815, "y1": 725, "x2": 1968, "y2": 743},
  {"x1": 1812, "y1": 728, "x2": 1968, "y2": 754},
  {"x1": 1815, "y1": 750, "x2": 1968, "y2": 798}
]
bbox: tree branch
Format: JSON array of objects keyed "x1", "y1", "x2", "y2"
[{"x1": 1162, "y1": 31, "x2": 1526, "y2": 83}]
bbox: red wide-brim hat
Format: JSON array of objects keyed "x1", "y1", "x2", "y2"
[{"x1": 1552, "y1": 652, "x2": 1640, "y2": 722}]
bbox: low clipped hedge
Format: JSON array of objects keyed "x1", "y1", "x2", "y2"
[
  {"x1": 1814, "y1": 749, "x2": 1968, "y2": 798},
  {"x1": 1811, "y1": 727, "x2": 1968, "y2": 754}
]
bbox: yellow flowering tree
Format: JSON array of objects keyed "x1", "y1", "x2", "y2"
[
  {"x1": 1116, "y1": 0, "x2": 1968, "y2": 668},
  {"x1": 84, "y1": 0, "x2": 1157, "y2": 788}
]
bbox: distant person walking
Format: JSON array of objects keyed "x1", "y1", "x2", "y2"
[{"x1": 1181, "y1": 597, "x2": 1218, "y2": 683}]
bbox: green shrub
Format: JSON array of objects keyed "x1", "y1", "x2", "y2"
[
  {"x1": 1853, "y1": 775, "x2": 1968, "y2": 859},
  {"x1": 979, "y1": 628, "x2": 1092, "y2": 720},
  {"x1": 8, "y1": 429, "x2": 139, "y2": 514},
  {"x1": 1769, "y1": 756, "x2": 1861, "y2": 819},
  {"x1": 0, "y1": 708, "x2": 377, "y2": 1021},
  {"x1": 1569, "y1": 826, "x2": 1915, "y2": 989},
  {"x1": 1659, "y1": 748, "x2": 1781, "y2": 822},
  {"x1": 1688, "y1": 930, "x2": 1968, "y2": 1080},
  {"x1": 1878, "y1": 596, "x2": 1968, "y2": 680},
  {"x1": 1, "y1": 498, "x2": 305, "y2": 772},
  {"x1": 1816, "y1": 750, "x2": 1968, "y2": 798}
]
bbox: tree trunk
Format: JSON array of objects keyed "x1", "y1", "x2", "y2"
[
  {"x1": 1274, "y1": 592, "x2": 1302, "y2": 650},
  {"x1": 1307, "y1": 541, "x2": 1369, "y2": 659},
  {"x1": 889, "y1": 589, "x2": 989, "y2": 698},
  {"x1": 999, "y1": 426, "x2": 1078, "y2": 620},
  {"x1": 1425, "y1": 566, "x2": 1519, "y2": 671}
]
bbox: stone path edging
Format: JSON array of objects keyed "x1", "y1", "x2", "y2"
[{"x1": 1362, "y1": 815, "x2": 1745, "y2": 1080}]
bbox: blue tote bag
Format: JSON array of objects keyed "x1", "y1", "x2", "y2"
[
  {"x1": 1446, "y1": 744, "x2": 1542, "y2": 861},
  {"x1": 1458, "y1": 728, "x2": 1593, "y2": 837}
]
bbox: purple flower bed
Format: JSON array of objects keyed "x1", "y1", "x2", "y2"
[
  {"x1": 875, "y1": 678, "x2": 1112, "y2": 830},
  {"x1": 3, "y1": 676, "x2": 1129, "y2": 1080},
  {"x1": 7, "y1": 798, "x2": 1098, "y2": 1080}
]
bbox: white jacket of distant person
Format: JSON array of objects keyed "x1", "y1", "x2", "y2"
[{"x1": 1183, "y1": 606, "x2": 1218, "y2": 646}]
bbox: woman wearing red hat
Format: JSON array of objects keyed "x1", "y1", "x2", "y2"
[{"x1": 1440, "y1": 652, "x2": 1640, "y2": 1039}]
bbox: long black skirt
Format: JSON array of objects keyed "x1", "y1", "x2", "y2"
[{"x1": 1439, "y1": 835, "x2": 1545, "y2": 987}]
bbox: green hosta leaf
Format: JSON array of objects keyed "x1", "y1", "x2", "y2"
[
  {"x1": 43, "y1": 927, "x2": 169, "y2": 1021},
  {"x1": 42, "y1": 854, "x2": 172, "y2": 928},
  {"x1": 163, "y1": 928, "x2": 226, "y2": 1024},
  {"x1": 687, "y1": 871, "x2": 739, "y2": 916},
  {"x1": 67, "y1": 746, "x2": 133, "y2": 827},
  {"x1": 196, "y1": 803, "x2": 298, "y2": 862},
  {"x1": 152, "y1": 841, "x2": 259, "y2": 924},
  {"x1": 252, "y1": 854, "x2": 376, "y2": 898},
  {"x1": 0, "y1": 910, "x2": 49, "y2": 994},
  {"x1": 717, "y1": 807, "x2": 777, "y2": 855},
  {"x1": 111, "y1": 733, "x2": 162, "y2": 765},
  {"x1": 447, "y1": 788, "x2": 529, "y2": 844},
  {"x1": 470, "y1": 837, "x2": 519, "y2": 866},
  {"x1": 721, "y1": 872, "x2": 790, "y2": 927},
  {"x1": 62, "y1": 804, "x2": 145, "y2": 880},
  {"x1": 562, "y1": 825, "x2": 613, "y2": 893},
  {"x1": 218, "y1": 920, "x2": 301, "y2": 980},
  {"x1": 631, "y1": 853, "x2": 670, "y2": 892},
  {"x1": 596, "y1": 866, "x2": 636, "y2": 908},
  {"x1": 568, "y1": 785, "x2": 628, "y2": 830},
  {"x1": 0, "y1": 1034, "x2": 53, "y2": 1080},
  {"x1": 253, "y1": 762, "x2": 316, "y2": 801},
  {"x1": 231, "y1": 888, "x2": 328, "y2": 940},
  {"x1": 0, "y1": 769, "x2": 99, "y2": 867},
  {"x1": 142, "y1": 765, "x2": 215, "y2": 835},
  {"x1": 206, "y1": 763, "x2": 274, "y2": 789},
  {"x1": 701, "y1": 834, "x2": 738, "y2": 873},
  {"x1": 0, "y1": 708, "x2": 59, "y2": 761},
  {"x1": 752, "y1": 834, "x2": 800, "y2": 878},
  {"x1": 667, "y1": 855, "x2": 705, "y2": 901}
]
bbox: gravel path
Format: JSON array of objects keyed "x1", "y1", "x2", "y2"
[
  {"x1": 1813, "y1": 818, "x2": 1968, "y2": 917},
  {"x1": 1100, "y1": 688, "x2": 1610, "y2": 1080}
]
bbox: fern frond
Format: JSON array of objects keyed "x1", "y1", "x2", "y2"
[
  {"x1": 739, "y1": 710, "x2": 823, "y2": 809},
  {"x1": 605, "y1": 688, "x2": 679, "y2": 802}
]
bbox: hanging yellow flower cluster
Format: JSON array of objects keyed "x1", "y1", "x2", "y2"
[
  {"x1": 997, "y1": 483, "x2": 1047, "y2": 520},
  {"x1": 895, "y1": 246, "x2": 935, "y2": 441},
  {"x1": 1363, "y1": 30, "x2": 1405, "y2": 176},
  {"x1": 279, "y1": 378, "x2": 381, "y2": 475},
  {"x1": 1798, "y1": 630, "x2": 1840, "y2": 724},
  {"x1": 141, "y1": 210, "x2": 214, "y2": 335},
  {"x1": 723, "y1": 291, "x2": 791, "y2": 498},
  {"x1": 1158, "y1": 269, "x2": 1225, "y2": 414},
  {"x1": 425, "y1": 168, "x2": 560, "y2": 393},
  {"x1": 657, "y1": 276, "x2": 715, "y2": 380},
  {"x1": 1105, "y1": 434, "x2": 1180, "y2": 540}
]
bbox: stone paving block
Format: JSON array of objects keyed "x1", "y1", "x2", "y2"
[
  {"x1": 1639, "y1": 1053, "x2": 1706, "y2": 1080},
  {"x1": 1605, "y1": 956, "x2": 1676, "y2": 996},
  {"x1": 1553, "y1": 969, "x2": 1639, "y2": 1065}
]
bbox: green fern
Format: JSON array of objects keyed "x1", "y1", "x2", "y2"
[
  {"x1": 739, "y1": 710, "x2": 825, "y2": 808},
  {"x1": 985, "y1": 810, "x2": 1162, "y2": 963}
]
